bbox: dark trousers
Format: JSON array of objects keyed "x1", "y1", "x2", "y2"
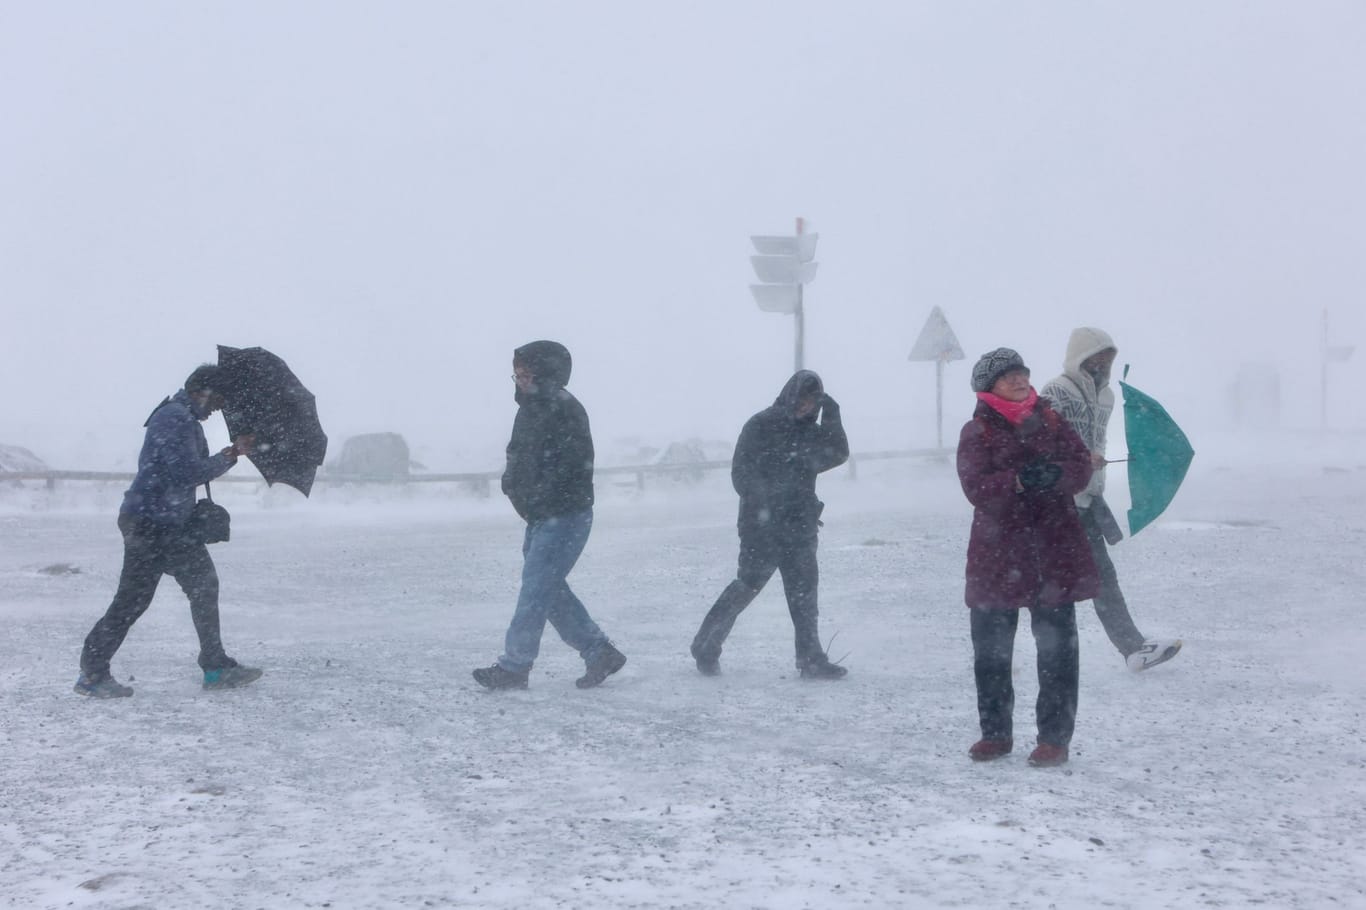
[
  {"x1": 692, "y1": 530, "x2": 823, "y2": 667},
  {"x1": 970, "y1": 603, "x2": 1079, "y2": 747},
  {"x1": 1078, "y1": 505, "x2": 1146, "y2": 657},
  {"x1": 80, "y1": 513, "x2": 234, "y2": 677}
]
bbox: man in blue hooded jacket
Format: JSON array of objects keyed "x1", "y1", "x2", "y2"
[
  {"x1": 75, "y1": 364, "x2": 261, "y2": 697},
  {"x1": 691, "y1": 370, "x2": 850, "y2": 679}
]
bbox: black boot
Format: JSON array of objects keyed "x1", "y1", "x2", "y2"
[
  {"x1": 576, "y1": 643, "x2": 626, "y2": 689},
  {"x1": 798, "y1": 654, "x2": 848, "y2": 680},
  {"x1": 472, "y1": 664, "x2": 529, "y2": 690},
  {"x1": 690, "y1": 643, "x2": 720, "y2": 676}
]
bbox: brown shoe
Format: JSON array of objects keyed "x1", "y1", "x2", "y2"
[
  {"x1": 968, "y1": 738, "x2": 1014, "y2": 761},
  {"x1": 1028, "y1": 742, "x2": 1069, "y2": 767}
]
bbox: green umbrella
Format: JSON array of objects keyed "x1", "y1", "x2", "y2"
[{"x1": 1118, "y1": 365, "x2": 1194, "y2": 535}]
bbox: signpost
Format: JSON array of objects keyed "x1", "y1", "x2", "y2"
[
  {"x1": 750, "y1": 218, "x2": 818, "y2": 372},
  {"x1": 908, "y1": 306, "x2": 965, "y2": 448},
  {"x1": 1322, "y1": 308, "x2": 1355, "y2": 429}
]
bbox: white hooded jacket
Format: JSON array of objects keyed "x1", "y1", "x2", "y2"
[{"x1": 1040, "y1": 326, "x2": 1116, "y2": 507}]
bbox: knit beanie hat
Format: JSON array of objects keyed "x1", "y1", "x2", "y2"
[{"x1": 971, "y1": 348, "x2": 1028, "y2": 393}]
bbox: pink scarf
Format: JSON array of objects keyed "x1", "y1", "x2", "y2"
[{"x1": 977, "y1": 389, "x2": 1039, "y2": 426}]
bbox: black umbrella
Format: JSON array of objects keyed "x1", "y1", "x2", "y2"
[{"x1": 215, "y1": 345, "x2": 328, "y2": 496}]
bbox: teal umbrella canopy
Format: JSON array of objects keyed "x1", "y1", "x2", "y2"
[{"x1": 1118, "y1": 366, "x2": 1194, "y2": 535}]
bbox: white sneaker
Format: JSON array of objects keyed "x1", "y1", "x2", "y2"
[{"x1": 1127, "y1": 639, "x2": 1183, "y2": 672}]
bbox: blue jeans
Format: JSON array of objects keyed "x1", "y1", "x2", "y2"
[{"x1": 499, "y1": 509, "x2": 609, "y2": 672}]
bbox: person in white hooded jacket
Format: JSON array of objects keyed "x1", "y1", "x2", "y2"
[{"x1": 1040, "y1": 327, "x2": 1182, "y2": 672}]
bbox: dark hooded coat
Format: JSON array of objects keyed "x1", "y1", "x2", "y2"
[
  {"x1": 732, "y1": 370, "x2": 849, "y2": 539},
  {"x1": 957, "y1": 397, "x2": 1099, "y2": 609},
  {"x1": 501, "y1": 341, "x2": 595, "y2": 523}
]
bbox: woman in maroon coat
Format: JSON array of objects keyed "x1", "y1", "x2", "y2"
[{"x1": 957, "y1": 348, "x2": 1099, "y2": 767}]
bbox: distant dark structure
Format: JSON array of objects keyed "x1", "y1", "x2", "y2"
[
  {"x1": 1229, "y1": 363, "x2": 1281, "y2": 429},
  {"x1": 331, "y1": 433, "x2": 412, "y2": 480},
  {"x1": 0, "y1": 443, "x2": 49, "y2": 474}
]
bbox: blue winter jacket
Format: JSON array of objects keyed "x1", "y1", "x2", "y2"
[{"x1": 120, "y1": 390, "x2": 235, "y2": 526}]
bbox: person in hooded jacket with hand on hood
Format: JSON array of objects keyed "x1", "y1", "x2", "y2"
[
  {"x1": 690, "y1": 370, "x2": 850, "y2": 679},
  {"x1": 1040, "y1": 328, "x2": 1182, "y2": 673},
  {"x1": 473, "y1": 340, "x2": 626, "y2": 691}
]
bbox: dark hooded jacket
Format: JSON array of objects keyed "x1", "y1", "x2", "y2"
[
  {"x1": 501, "y1": 340, "x2": 595, "y2": 522},
  {"x1": 732, "y1": 370, "x2": 849, "y2": 538}
]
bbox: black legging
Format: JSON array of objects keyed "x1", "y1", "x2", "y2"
[
  {"x1": 970, "y1": 603, "x2": 1079, "y2": 746},
  {"x1": 81, "y1": 514, "x2": 235, "y2": 676}
]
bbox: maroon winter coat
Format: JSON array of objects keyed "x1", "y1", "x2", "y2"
[{"x1": 957, "y1": 398, "x2": 1100, "y2": 610}]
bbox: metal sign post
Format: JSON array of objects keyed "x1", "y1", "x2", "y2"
[
  {"x1": 908, "y1": 306, "x2": 965, "y2": 448},
  {"x1": 750, "y1": 218, "x2": 818, "y2": 372},
  {"x1": 1322, "y1": 308, "x2": 1356, "y2": 429}
]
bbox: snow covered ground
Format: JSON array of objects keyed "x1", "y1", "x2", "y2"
[{"x1": 3, "y1": 437, "x2": 1365, "y2": 909}]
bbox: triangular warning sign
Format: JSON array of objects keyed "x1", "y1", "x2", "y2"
[{"x1": 908, "y1": 306, "x2": 965, "y2": 362}]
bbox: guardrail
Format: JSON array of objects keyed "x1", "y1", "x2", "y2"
[{"x1": 0, "y1": 448, "x2": 951, "y2": 494}]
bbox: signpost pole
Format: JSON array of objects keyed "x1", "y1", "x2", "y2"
[{"x1": 935, "y1": 356, "x2": 945, "y2": 448}]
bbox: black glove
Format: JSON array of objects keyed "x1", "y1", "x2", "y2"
[
  {"x1": 820, "y1": 394, "x2": 840, "y2": 418},
  {"x1": 1018, "y1": 459, "x2": 1062, "y2": 491}
]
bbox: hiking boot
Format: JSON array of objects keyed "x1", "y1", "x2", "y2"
[
  {"x1": 1028, "y1": 742, "x2": 1070, "y2": 767},
  {"x1": 472, "y1": 663, "x2": 529, "y2": 690},
  {"x1": 74, "y1": 673, "x2": 133, "y2": 699},
  {"x1": 202, "y1": 665, "x2": 263, "y2": 690},
  {"x1": 1126, "y1": 639, "x2": 1183, "y2": 672},
  {"x1": 798, "y1": 655, "x2": 848, "y2": 680},
  {"x1": 690, "y1": 644, "x2": 720, "y2": 677},
  {"x1": 968, "y1": 737, "x2": 1014, "y2": 761},
  {"x1": 576, "y1": 643, "x2": 626, "y2": 689}
]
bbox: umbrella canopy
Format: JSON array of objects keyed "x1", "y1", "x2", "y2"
[
  {"x1": 1119, "y1": 366, "x2": 1194, "y2": 535},
  {"x1": 216, "y1": 345, "x2": 328, "y2": 496}
]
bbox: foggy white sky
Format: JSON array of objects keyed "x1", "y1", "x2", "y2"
[{"x1": 3, "y1": 2, "x2": 1363, "y2": 471}]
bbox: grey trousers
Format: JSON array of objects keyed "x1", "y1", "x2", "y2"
[{"x1": 1077, "y1": 504, "x2": 1146, "y2": 657}]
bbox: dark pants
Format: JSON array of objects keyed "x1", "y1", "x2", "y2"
[
  {"x1": 970, "y1": 603, "x2": 1078, "y2": 747},
  {"x1": 692, "y1": 529, "x2": 823, "y2": 667},
  {"x1": 80, "y1": 513, "x2": 235, "y2": 678},
  {"x1": 1078, "y1": 505, "x2": 1146, "y2": 657}
]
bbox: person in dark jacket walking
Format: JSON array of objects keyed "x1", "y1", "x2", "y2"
[
  {"x1": 473, "y1": 340, "x2": 626, "y2": 691},
  {"x1": 690, "y1": 370, "x2": 850, "y2": 679},
  {"x1": 957, "y1": 348, "x2": 1099, "y2": 766},
  {"x1": 75, "y1": 364, "x2": 261, "y2": 698}
]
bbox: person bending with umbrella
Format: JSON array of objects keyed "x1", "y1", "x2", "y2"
[
  {"x1": 473, "y1": 340, "x2": 627, "y2": 690},
  {"x1": 1040, "y1": 328, "x2": 1182, "y2": 672},
  {"x1": 957, "y1": 348, "x2": 1099, "y2": 767},
  {"x1": 75, "y1": 365, "x2": 262, "y2": 698}
]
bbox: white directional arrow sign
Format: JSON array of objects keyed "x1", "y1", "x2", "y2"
[
  {"x1": 750, "y1": 284, "x2": 801, "y2": 314},
  {"x1": 749, "y1": 255, "x2": 819, "y2": 285},
  {"x1": 750, "y1": 232, "x2": 819, "y2": 262},
  {"x1": 749, "y1": 221, "x2": 818, "y2": 371}
]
